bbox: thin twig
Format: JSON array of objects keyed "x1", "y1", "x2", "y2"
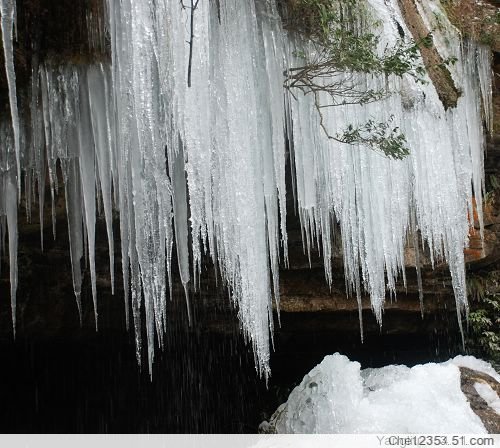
[{"x1": 181, "y1": 0, "x2": 200, "y2": 87}]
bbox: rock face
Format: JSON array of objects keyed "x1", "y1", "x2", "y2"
[
  {"x1": 459, "y1": 367, "x2": 500, "y2": 434},
  {"x1": 397, "y1": 0, "x2": 460, "y2": 109},
  {"x1": 0, "y1": 0, "x2": 107, "y2": 104},
  {"x1": 443, "y1": 0, "x2": 500, "y2": 53}
]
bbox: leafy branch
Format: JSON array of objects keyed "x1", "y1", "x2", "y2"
[
  {"x1": 468, "y1": 298, "x2": 500, "y2": 360},
  {"x1": 280, "y1": 0, "x2": 443, "y2": 159},
  {"x1": 335, "y1": 118, "x2": 409, "y2": 160},
  {"x1": 312, "y1": 93, "x2": 409, "y2": 159},
  {"x1": 465, "y1": 274, "x2": 500, "y2": 363}
]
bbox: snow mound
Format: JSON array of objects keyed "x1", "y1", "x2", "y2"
[{"x1": 264, "y1": 353, "x2": 491, "y2": 433}]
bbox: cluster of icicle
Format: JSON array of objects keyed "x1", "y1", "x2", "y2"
[{"x1": 0, "y1": 0, "x2": 493, "y2": 377}]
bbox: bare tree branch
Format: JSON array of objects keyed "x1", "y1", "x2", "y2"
[{"x1": 181, "y1": 0, "x2": 200, "y2": 87}]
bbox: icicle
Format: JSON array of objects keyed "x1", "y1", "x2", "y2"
[
  {"x1": 0, "y1": 0, "x2": 492, "y2": 377},
  {"x1": 0, "y1": 0, "x2": 21, "y2": 192},
  {"x1": 75, "y1": 70, "x2": 99, "y2": 329},
  {"x1": 170, "y1": 142, "x2": 191, "y2": 324},
  {"x1": 476, "y1": 45, "x2": 494, "y2": 136},
  {"x1": 0, "y1": 121, "x2": 18, "y2": 336},
  {"x1": 62, "y1": 159, "x2": 84, "y2": 323},
  {"x1": 411, "y1": 211, "x2": 424, "y2": 318},
  {"x1": 30, "y1": 57, "x2": 47, "y2": 252},
  {"x1": 88, "y1": 64, "x2": 115, "y2": 295},
  {"x1": 5, "y1": 172, "x2": 17, "y2": 335},
  {"x1": 356, "y1": 276, "x2": 364, "y2": 343},
  {"x1": 283, "y1": 0, "x2": 489, "y2": 336}
]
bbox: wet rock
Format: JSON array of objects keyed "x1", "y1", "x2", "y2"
[{"x1": 459, "y1": 367, "x2": 500, "y2": 434}]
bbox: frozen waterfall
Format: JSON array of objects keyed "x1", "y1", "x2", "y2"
[{"x1": 0, "y1": 0, "x2": 493, "y2": 376}]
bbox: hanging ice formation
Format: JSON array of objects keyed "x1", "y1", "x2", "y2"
[{"x1": 0, "y1": 0, "x2": 493, "y2": 377}]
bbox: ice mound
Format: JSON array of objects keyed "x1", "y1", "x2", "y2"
[{"x1": 263, "y1": 353, "x2": 492, "y2": 433}]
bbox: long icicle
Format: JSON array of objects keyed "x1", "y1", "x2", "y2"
[{"x1": 0, "y1": 0, "x2": 21, "y2": 193}]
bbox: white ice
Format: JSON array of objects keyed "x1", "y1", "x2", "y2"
[
  {"x1": 474, "y1": 382, "x2": 500, "y2": 415},
  {"x1": 0, "y1": 0, "x2": 21, "y2": 191},
  {"x1": 449, "y1": 355, "x2": 500, "y2": 382},
  {"x1": 265, "y1": 353, "x2": 490, "y2": 433},
  {"x1": 0, "y1": 0, "x2": 493, "y2": 376}
]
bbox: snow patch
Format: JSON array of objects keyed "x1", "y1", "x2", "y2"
[
  {"x1": 474, "y1": 382, "x2": 500, "y2": 414},
  {"x1": 449, "y1": 355, "x2": 500, "y2": 382}
]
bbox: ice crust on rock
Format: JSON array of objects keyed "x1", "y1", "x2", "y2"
[
  {"x1": 473, "y1": 383, "x2": 500, "y2": 415},
  {"x1": 449, "y1": 355, "x2": 500, "y2": 382},
  {"x1": 0, "y1": 0, "x2": 493, "y2": 375},
  {"x1": 265, "y1": 353, "x2": 489, "y2": 433}
]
